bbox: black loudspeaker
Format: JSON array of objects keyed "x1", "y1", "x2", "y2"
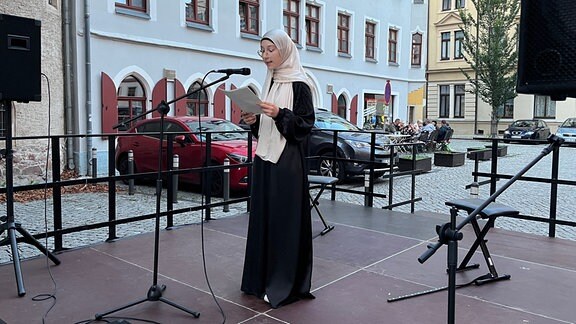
[
  {"x1": 517, "y1": 0, "x2": 576, "y2": 100},
  {"x1": 0, "y1": 14, "x2": 41, "y2": 102}
]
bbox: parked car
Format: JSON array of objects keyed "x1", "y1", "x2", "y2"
[
  {"x1": 556, "y1": 117, "x2": 576, "y2": 144},
  {"x1": 309, "y1": 110, "x2": 394, "y2": 180},
  {"x1": 503, "y1": 119, "x2": 550, "y2": 142},
  {"x1": 115, "y1": 116, "x2": 256, "y2": 195}
]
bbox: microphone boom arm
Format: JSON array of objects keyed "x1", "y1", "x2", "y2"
[{"x1": 418, "y1": 135, "x2": 565, "y2": 264}]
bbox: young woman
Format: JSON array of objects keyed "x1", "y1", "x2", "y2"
[{"x1": 240, "y1": 29, "x2": 315, "y2": 308}]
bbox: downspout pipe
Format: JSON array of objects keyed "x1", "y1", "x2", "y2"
[
  {"x1": 63, "y1": 0, "x2": 75, "y2": 170},
  {"x1": 84, "y1": 0, "x2": 93, "y2": 176}
]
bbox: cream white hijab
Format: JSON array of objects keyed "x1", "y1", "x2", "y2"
[{"x1": 256, "y1": 29, "x2": 309, "y2": 164}]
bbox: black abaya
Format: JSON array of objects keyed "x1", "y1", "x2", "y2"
[{"x1": 241, "y1": 82, "x2": 315, "y2": 308}]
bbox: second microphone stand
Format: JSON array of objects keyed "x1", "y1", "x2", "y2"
[
  {"x1": 95, "y1": 73, "x2": 230, "y2": 321},
  {"x1": 415, "y1": 134, "x2": 564, "y2": 324}
]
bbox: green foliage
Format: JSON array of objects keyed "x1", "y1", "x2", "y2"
[{"x1": 459, "y1": 0, "x2": 520, "y2": 136}]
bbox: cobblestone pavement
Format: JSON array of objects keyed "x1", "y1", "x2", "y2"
[{"x1": 2, "y1": 138, "x2": 576, "y2": 263}]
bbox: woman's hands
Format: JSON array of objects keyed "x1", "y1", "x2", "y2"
[
  {"x1": 241, "y1": 111, "x2": 257, "y2": 125},
  {"x1": 259, "y1": 102, "x2": 280, "y2": 119},
  {"x1": 241, "y1": 101, "x2": 279, "y2": 124}
]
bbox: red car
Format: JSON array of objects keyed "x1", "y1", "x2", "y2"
[{"x1": 115, "y1": 116, "x2": 256, "y2": 195}]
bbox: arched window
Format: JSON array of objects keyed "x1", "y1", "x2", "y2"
[
  {"x1": 117, "y1": 75, "x2": 146, "y2": 126},
  {"x1": 186, "y1": 81, "x2": 209, "y2": 116},
  {"x1": 337, "y1": 94, "x2": 347, "y2": 119}
]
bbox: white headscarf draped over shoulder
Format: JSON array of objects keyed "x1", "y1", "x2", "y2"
[{"x1": 256, "y1": 29, "x2": 309, "y2": 164}]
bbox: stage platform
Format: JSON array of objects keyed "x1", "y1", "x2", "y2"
[{"x1": 1, "y1": 199, "x2": 575, "y2": 323}]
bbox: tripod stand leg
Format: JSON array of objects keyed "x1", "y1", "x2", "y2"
[
  {"x1": 95, "y1": 297, "x2": 149, "y2": 320},
  {"x1": 7, "y1": 226, "x2": 26, "y2": 297},
  {"x1": 15, "y1": 224, "x2": 60, "y2": 265}
]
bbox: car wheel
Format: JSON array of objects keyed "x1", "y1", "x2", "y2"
[
  {"x1": 317, "y1": 154, "x2": 346, "y2": 180},
  {"x1": 202, "y1": 165, "x2": 224, "y2": 197},
  {"x1": 116, "y1": 154, "x2": 136, "y2": 185}
]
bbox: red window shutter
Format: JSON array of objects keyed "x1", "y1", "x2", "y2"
[
  {"x1": 152, "y1": 78, "x2": 168, "y2": 118},
  {"x1": 214, "y1": 84, "x2": 226, "y2": 119},
  {"x1": 331, "y1": 93, "x2": 338, "y2": 114},
  {"x1": 350, "y1": 95, "x2": 358, "y2": 125},
  {"x1": 101, "y1": 72, "x2": 118, "y2": 134},
  {"x1": 230, "y1": 84, "x2": 242, "y2": 124},
  {"x1": 174, "y1": 79, "x2": 187, "y2": 116}
]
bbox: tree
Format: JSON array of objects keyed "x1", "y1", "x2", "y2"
[{"x1": 459, "y1": 0, "x2": 520, "y2": 137}]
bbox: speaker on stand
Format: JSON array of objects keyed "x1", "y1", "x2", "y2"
[
  {"x1": 0, "y1": 14, "x2": 60, "y2": 297},
  {"x1": 517, "y1": 0, "x2": 576, "y2": 100}
]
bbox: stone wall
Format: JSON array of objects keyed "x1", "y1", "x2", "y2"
[{"x1": 0, "y1": 1, "x2": 66, "y2": 187}]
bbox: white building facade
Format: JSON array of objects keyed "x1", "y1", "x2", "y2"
[{"x1": 65, "y1": 0, "x2": 428, "y2": 175}]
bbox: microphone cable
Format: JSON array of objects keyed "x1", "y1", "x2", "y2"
[
  {"x1": 196, "y1": 71, "x2": 227, "y2": 324},
  {"x1": 30, "y1": 72, "x2": 58, "y2": 324}
]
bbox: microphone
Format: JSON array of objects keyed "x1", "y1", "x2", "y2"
[{"x1": 212, "y1": 68, "x2": 251, "y2": 75}]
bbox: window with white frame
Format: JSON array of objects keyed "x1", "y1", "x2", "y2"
[
  {"x1": 411, "y1": 32, "x2": 422, "y2": 66},
  {"x1": 442, "y1": 0, "x2": 451, "y2": 11},
  {"x1": 337, "y1": 13, "x2": 350, "y2": 54},
  {"x1": 497, "y1": 98, "x2": 514, "y2": 119},
  {"x1": 388, "y1": 28, "x2": 398, "y2": 63},
  {"x1": 534, "y1": 95, "x2": 556, "y2": 118},
  {"x1": 365, "y1": 21, "x2": 376, "y2": 60},
  {"x1": 439, "y1": 85, "x2": 450, "y2": 118},
  {"x1": 441, "y1": 32, "x2": 450, "y2": 60},
  {"x1": 115, "y1": 0, "x2": 146, "y2": 12},
  {"x1": 186, "y1": 0, "x2": 210, "y2": 25},
  {"x1": 455, "y1": 0, "x2": 465, "y2": 9},
  {"x1": 240, "y1": 0, "x2": 259, "y2": 35},
  {"x1": 305, "y1": 3, "x2": 320, "y2": 47},
  {"x1": 284, "y1": 0, "x2": 300, "y2": 43},
  {"x1": 453, "y1": 84, "x2": 465, "y2": 118},
  {"x1": 454, "y1": 30, "x2": 464, "y2": 59}
]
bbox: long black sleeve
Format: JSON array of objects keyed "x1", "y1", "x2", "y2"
[{"x1": 274, "y1": 82, "x2": 315, "y2": 143}]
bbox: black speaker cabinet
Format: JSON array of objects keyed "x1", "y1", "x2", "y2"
[
  {"x1": 517, "y1": 0, "x2": 576, "y2": 100},
  {"x1": 0, "y1": 14, "x2": 41, "y2": 102}
]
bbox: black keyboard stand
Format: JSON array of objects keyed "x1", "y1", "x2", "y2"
[{"x1": 308, "y1": 175, "x2": 337, "y2": 236}]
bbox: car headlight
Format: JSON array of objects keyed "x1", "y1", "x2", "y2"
[
  {"x1": 344, "y1": 139, "x2": 371, "y2": 148},
  {"x1": 525, "y1": 131, "x2": 534, "y2": 135},
  {"x1": 227, "y1": 153, "x2": 248, "y2": 163},
  {"x1": 504, "y1": 130, "x2": 510, "y2": 135}
]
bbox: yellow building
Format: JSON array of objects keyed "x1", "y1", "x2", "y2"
[{"x1": 427, "y1": 0, "x2": 576, "y2": 136}]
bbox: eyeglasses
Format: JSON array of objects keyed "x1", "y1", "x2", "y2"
[{"x1": 257, "y1": 47, "x2": 277, "y2": 57}]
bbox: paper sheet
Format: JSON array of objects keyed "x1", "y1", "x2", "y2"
[{"x1": 223, "y1": 87, "x2": 263, "y2": 114}]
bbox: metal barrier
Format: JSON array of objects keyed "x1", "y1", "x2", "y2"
[{"x1": 470, "y1": 137, "x2": 576, "y2": 238}]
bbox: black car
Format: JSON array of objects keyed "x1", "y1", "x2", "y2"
[
  {"x1": 237, "y1": 110, "x2": 395, "y2": 180},
  {"x1": 308, "y1": 110, "x2": 394, "y2": 180},
  {"x1": 503, "y1": 119, "x2": 551, "y2": 142}
]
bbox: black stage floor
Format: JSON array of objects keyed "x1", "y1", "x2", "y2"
[{"x1": 1, "y1": 200, "x2": 575, "y2": 323}]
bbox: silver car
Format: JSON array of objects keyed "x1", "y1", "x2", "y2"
[{"x1": 556, "y1": 118, "x2": 576, "y2": 144}]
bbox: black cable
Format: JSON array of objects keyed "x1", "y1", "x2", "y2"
[
  {"x1": 31, "y1": 72, "x2": 58, "y2": 324},
  {"x1": 197, "y1": 72, "x2": 226, "y2": 324}
]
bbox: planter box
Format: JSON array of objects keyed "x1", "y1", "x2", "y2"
[
  {"x1": 485, "y1": 145, "x2": 508, "y2": 157},
  {"x1": 434, "y1": 152, "x2": 465, "y2": 167},
  {"x1": 398, "y1": 156, "x2": 432, "y2": 173},
  {"x1": 466, "y1": 147, "x2": 491, "y2": 161}
]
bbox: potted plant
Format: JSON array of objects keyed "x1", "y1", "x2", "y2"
[
  {"x1": 434, "y1": 145, "x2": 465, "y2": 167},
  {"x1": 484, "y1": 144, "x2": 508, "y2": 157},
  {"x1": 398, "y1": 154, "x2": 432, "y2": 172},
  {"x1": 466, "y1": 147, "x2": 492, "y2": 161}
]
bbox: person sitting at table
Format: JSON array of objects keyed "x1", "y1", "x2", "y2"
[
  {"x1": 420, "y1": 119, "x2": 436, "y2": 133},
  {"x1": 436, "y1": 119, "x2": 452, "y2": 142}
]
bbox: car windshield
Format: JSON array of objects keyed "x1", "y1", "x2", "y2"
[
  {"x1": 560, "y1": 118, "x2": 576, "y2": 128},
  {"x1": 511, "y1": 120, "x2": 535, "y2": 128},
  {"x1": 315, "y1": 113, "x2": 360, "y2": 131},
  {"x1": 185, "y1": 120, "x2": 246, "y2": 141}
]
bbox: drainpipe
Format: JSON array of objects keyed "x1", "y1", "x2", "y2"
[
  {"x1": 84, "y1": 0, "x2": 93, "y2": 176},
  {"x1": 63, "y1": 0, "x2": 75, "y2": 170}
]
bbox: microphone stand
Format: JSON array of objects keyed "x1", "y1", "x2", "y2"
[
  {"x1": 416, "y1": 134, "x2": 564, "y2": 324},
  {"x1": 95, "y1": 73, "x2": 230, "y2": 321}
]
